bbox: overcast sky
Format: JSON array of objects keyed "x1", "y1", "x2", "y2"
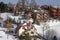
[{"x1": 0, "y1": 0, "x2": 60, "y2": 6}]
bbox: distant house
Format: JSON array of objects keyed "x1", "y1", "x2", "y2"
[
  {"x1": 49, "y1": 6, "x2": 60, "y2": 19},
  {"x1": 0, "y1": 17, "x2": 3, "y2": 20},
  {"x1": 58, "y1": 10, "x2": 60, "y2": 18},
  {"x1": 0, "y1": 17, "x2": 3, "y2": 27},
  {"x1": 40, "y1": 5, "x2": 50, "y2": 10},
  {"x1": 4, "y1": 18, "x2": 13, "y2": 28},
  {"x1": 50, "y1": 8, "x2": 58, "y2": 19},
  {"x1": 33, "y1": 10, "x2": 49, "y2": 22},
  {"x1": 7, "y1": 3, "x2": 15, "y2": 13}
]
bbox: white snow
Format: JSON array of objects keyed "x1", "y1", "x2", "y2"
[
  {"x1": 0, "y1": 30, "x2": 18, "y2": 40},
  {"x1": 0, "y1": 13, "x2": 12, "y2": 21},
  {"x1": 34, "y1": 24, "x2": 43, "y2": 36},
  {"x1": 34, "y1": 20, "x2": 60, "y2": 37},
  {"x1": 1, "y1": 13, "x2": 60, "y2": 39},
  {"x1": 47, "y1": 20, "x2": 60, "y2": 37}
]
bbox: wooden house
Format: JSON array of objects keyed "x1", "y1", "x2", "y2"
[
  {"x1": 4, "y1": 18, "x2": 13, "y2": 28},
  {"x1": 36, "y1": 13, "x2": 43, "y2": 21},
  {"x1": 34, "y1": 11, "x2": 49, "y2": 22},
  {"x1": 43, "y1": 11, "x2": 50, "y2": 21},
  {"x1": 51, "y1": 9, "x2": 58, "y2": 19},
  {"x1": 0, "y1": 17, "x2": 3, "y2": 20},
  {"x1": 25, "y1": 11, "x2": 33, "y2": 19},
  {"x1": 0, "y1": 17, "x2": 3, "y2": 26},
  {"x1": 58, "y1": 10, "x2": 60, "y2": 18}
]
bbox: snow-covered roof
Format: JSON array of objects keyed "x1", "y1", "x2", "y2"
[
  {"x1": 0, "y1": 13, "x2": 12, "y2": 21},
  {"x1": 34, "y1": 10, "x2": 39, "y2": 13}
]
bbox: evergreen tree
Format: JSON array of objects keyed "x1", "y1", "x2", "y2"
[{"x1": 0, "y1": 2, "x2": 8, "y2": 12}]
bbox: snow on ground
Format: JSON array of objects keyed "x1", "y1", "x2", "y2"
[
  {"x1": 34, "y1": 20, "x2": 60, "y2": 38},
  {"x1": 47, "y1": 20, "x2": 60, "y2": 37},
  {"x1": 1, "y1": 13, "x2": 60, "y2": 39},
  {"x1": 34, "y1": 24, "x2": 43, "y2": 36},
  {"x1": 0, "y1": 31, "x2": 18, "y2": 40},
  {"x1": 0, "y1": 27, "x2": 18, "y2": 40}
]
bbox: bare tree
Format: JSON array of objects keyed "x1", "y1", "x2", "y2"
[{"x1": 30, "y1": 0, "x2": 38, "y2": 10}]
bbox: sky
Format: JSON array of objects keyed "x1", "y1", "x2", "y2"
[{"x1": 0, "y1": 0, "x2": 60, "y2": 6}]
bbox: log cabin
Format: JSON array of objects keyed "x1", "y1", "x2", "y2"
[
  {"x1": 50, "y1": 8, "x2": 60, "y2": 19},
  {"x1": 50, "y1": 9, "x2": 58, "y2": 19},
  {"x1": 43, "y1": 11, "x2": 50, "y2": 21},
  {"x1": 25, "y1": 11, "x2": 33, "y2": 19},
  {"x1": 0, "y1": 17, "x2": 3, "y2": 27},
  {"x1": 33, "y1": 11, "x2": 50, "y2": 22},
  {"x1": 58, "y1": 10, "x2": 60, "y2": 18},
  {"x1": 4, "y1": 18, "x2": 13, "y2": 28}
]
